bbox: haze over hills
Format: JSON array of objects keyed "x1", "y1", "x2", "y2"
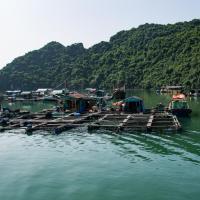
[{"x1": 0, "y1": 19, "x2": 200, "y2": 91}]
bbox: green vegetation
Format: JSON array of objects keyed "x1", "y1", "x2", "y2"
[{"x1": 0, "y1": 19, "x2": 200, "y2": 90}]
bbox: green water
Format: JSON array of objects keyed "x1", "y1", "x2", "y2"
[
  {"x1": 0, "y1": 91, "x2": 200, "y2": 200},
  {"x1": 2, "y1": 101, "x2": 55, "y2": 113}
]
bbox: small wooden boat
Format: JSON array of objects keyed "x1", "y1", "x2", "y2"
[{"x1": 168, "y1": 94, "x2": 192, "y2": 116}]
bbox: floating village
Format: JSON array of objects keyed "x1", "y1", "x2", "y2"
[{"x1": 0, "y1": 84, "x2": 198, "y2": 135}]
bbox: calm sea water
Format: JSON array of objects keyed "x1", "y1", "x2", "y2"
[{"x1": 0, "y1": 91, "x2": 200, "y2": 200}]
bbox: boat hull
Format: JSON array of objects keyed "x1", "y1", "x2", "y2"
[{"x1": 171, "y1": 109, "x2": 192, "y2": 117}]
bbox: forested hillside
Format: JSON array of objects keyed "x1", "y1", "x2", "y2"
[{"x1": 0, "y1": 19, "x2": 200, "y2": 90}]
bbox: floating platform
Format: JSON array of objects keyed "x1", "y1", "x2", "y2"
[
  {"x1": 0, "y1": 112, "x2": 101, "y2": 134},
  {"x1": 88, "y1": 113, "x2": 181, "y2": 133},
  {"x1": 0, "y1": 111, "x2": 182, "y2": 134},
  {"x1": 3, "y1": 97, "x2": 59, "y2": 102}
]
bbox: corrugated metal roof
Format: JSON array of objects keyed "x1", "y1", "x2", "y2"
[
  {"x1": 21, "y1": 91, "x2": 32, "y2": 95},
  {"x1": 36, "y1": 88, "x2": 51, "y2": 92},
  {"x1": 51, "y1": 90, "x2": 63, "y2": 95}
]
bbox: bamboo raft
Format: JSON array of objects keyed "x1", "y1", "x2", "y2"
[{"x1": 0, "y1": 111, "x2": 182, "y2": 134}]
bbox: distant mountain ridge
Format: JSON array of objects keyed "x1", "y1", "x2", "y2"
[{"x1": 0, "y1": 19, "x2": 200, "y2": 90}]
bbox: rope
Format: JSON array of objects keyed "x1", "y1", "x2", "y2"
[{"x1": 52, "y1": 80, "x2": 67, "y2": 90}]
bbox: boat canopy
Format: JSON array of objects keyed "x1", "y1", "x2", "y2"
[
  {"x1": 172, "y1": 94, "x2": 186, "y2": 100},
  {"x1": 123, "y1": 96, "x2": 143, "y2": 102},
  {"x1": 123, "y1": 96, "x2": 144, "y2": 113}
]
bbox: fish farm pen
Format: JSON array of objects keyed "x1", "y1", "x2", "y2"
[
  {"x1": 0, "y1": 110, "x2": 182, "y2": 134},
  {"x1": 88, "y1": 113, "x2": 181, "y2": 132}
]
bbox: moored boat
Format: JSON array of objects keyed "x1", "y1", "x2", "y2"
[{"x1": 168, "y1": 94, "x2": 192, "y2": 116}]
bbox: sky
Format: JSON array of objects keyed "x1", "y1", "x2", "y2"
[{"x1": 0, "y1": 0, "x2": 199, "y2": 68}]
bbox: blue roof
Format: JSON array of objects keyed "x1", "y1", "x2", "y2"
[{"x1": 123, "y1": 96, "x2": 143, "y2": 103}]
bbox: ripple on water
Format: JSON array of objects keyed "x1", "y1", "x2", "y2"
[
  {"x1": 1, "y1": 126, "x2": 200, "y2": 166},
  {"x1": 88, "y1": 129, "x2": 200, "y2": 165}
]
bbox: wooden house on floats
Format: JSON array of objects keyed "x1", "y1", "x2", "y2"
[
  {"x1": 63, "y1": 92, "x2": 96, "y2": 113},
  {"x1": 20, "y1": 91, "x2": 33, "y2": 99},
  {"x1": 160, "y1": 86, "x2": 184, "y2": 94},
  {"x1": 6, "y1": 90, "x2": 21, "y2": 97},
  {"x1": 35, "y1": 88, "x2": 52, "y2": 97}
]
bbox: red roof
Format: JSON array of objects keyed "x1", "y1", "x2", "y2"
[
  {"x1": 68, "y1": 92, "x2": 88, "y2": 99},
  {"x1": 172, "y1": 94, "x2": 186, "y2": 100}
]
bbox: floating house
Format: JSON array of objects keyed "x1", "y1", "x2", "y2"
[
  {"x1": 85, "y1": 88, "x2": 105, "y2": 98},
  {"x1": 63, "y1": 92, "x2": 96, "y2": 113},
  {"x1": 42, "y1": 89, "x2": 69, "y2": 102},
  {"x1": 35, "y1": 88, "x2": 52, "y2": 96},
  {"x1": 51, "y1": 90, "x2": 64, "y2": 96},
  {"x1": 123, "y1": 96, "x2": 144, "y2": 113},
  {"x1": 6, "y1": 90, "x2": 21, "y2": 97},
  {"x1": 20, "y1": 91, "x2": 32, "y2": 99},
  {"x1": 160, "y1": 86, "x2": 184, "y2": 94}
]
